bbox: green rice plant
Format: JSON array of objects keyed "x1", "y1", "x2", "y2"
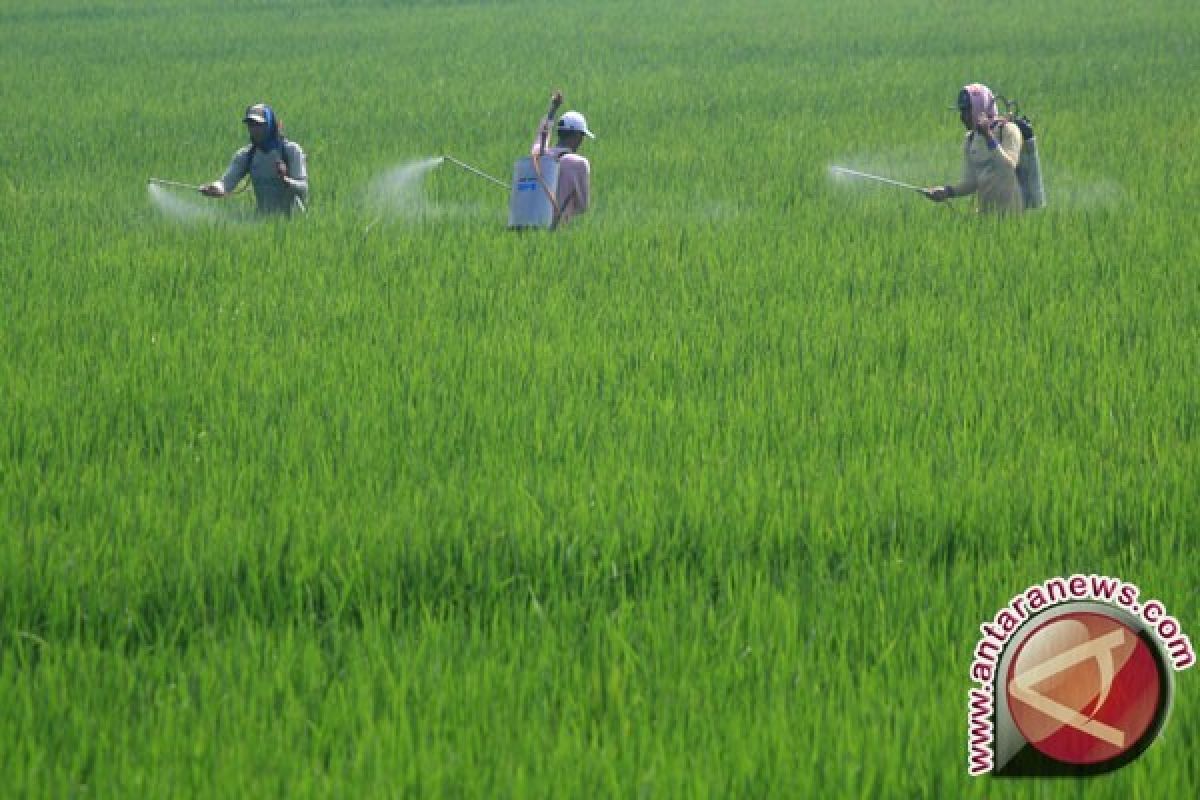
[{"x1": 1, "y1": 0, "x2": 1197, "y2": 797}]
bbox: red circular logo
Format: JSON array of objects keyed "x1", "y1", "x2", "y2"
[{"x1": 1006, "y1": 612, "x2": 1162, "y2": 766}]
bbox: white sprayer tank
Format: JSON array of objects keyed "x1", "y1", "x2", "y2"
[
  {"x1": 1009, "y1": 113, "x2": 1046, "y2": 210},
  {"x1": 508, "y1": 155, "x2": 559, "y2": 229},
  {"x1": 1017, "y1": 136, "x2": 1046, "y2": 210}
]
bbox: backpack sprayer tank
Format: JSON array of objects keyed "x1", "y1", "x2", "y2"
[
  {"x1": 1000, "y1": 96, "x2": 1046, "y2": 210},
  {"x1": 507, "y1": 155, "x2": 560, "y2": 229}
]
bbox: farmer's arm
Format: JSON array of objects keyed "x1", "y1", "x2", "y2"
[
  {"x1": 531, "y1": 91, "x2": 563, "y2": 157},
  {"x1": 201, "y1": 147, "x2": 251, "y2": 197},
  {"x1": 531, "y1": 118, "x2": 551, "y2": 157},
  {"x1": 278, "y1": 142, "x2": 308, "y2": 200},
  {"x1": 949, "y1": 135, "x2": 979, "y2": 197}
]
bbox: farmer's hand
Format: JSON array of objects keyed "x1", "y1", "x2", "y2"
[
  {"x1": 275, "y1": 160, "x2": 289, "y2": 180},
  {"x1": 924, "y1": 186, "x2": 950, "y2": 202},
  {"x1": 974, "y1": 113, "x2": 993, "y2": 139},
  {"x1": 199, "y1": 182, "x2": 225, "y2": 198},
  {"x1": 551, "y1": 90, "x2": 563, "y2": 108}
]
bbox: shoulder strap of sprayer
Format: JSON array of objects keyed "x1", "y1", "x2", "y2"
[
  {"x1": 236, "y1": 140, "x2": 293, "y2": 195},
  {"x1": 278, "y1": 138, "x2": 292, "y2": 172},
  {"x1": 965, "y1": 119, "x2": 1009, "y2": 151},
  {"x1": 242, "y1": 139, "x2": 292, "y2": 171}
]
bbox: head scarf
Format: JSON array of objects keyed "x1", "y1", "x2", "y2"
[
  {"x1": 958, "y1": 83, "x2": 997, "y2": 121},
  {"x1": 246, "y1": 103, "x2": 284, "y2": 152}
]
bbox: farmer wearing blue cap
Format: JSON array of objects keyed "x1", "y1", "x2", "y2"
[{"x1": 201, "y1": 103, "x2": 308, "y2": 215}]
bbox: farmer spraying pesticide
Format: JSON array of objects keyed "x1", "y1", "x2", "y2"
[
  {"x1": 509, "y1": 91, "x2": 593, "y2": 229},
  {"x1": 200, "y1": 103, "x2": 308, "y2": 216},
  {"x1": 925, "y1": 84, "x2": 1033, "y2": 214}
]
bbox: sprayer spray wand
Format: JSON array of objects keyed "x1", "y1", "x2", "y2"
[
  {"x1": 148, "y1": 177, "x2": 251, "y2": 195},
  {"x1": 829, "y1": 166, "x2": 963, "y2": 213},
  {"x1": 441, "y1": 156, "x2": 508, "y2": 189},
  {"x1": 829, "y1": 166, "x2": 928, "y2": 194},
  {"x1": 148, "y1": 178, "x2": 202, "y2": 190}
]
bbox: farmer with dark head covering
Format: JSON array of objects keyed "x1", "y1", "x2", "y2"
[
  {"x1": 201, "y1": 103, "x2": 308, "y2": 215},
  {"x1": 926, "y1": 83, "x2": 1024, "y2": 214}
]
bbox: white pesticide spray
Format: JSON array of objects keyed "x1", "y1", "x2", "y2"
[
  {"x1": 828, "y1": 145, "x2": 945, "y2": 190},
  {"x1": 363, "y1": 155, "x2": 506, "y2": 233},
  {"x1": 1041, "y1": 174, "x2": 1124, "y2": 211},
  {"x1": 147, "y1": 182, "x2": 220, "y2": 223},
  {"x1": 365, "y1": 156, "x2": 446, "y2": 222}
]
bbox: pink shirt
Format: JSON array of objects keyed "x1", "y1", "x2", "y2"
[{"x1": 532, "y1": 121, "x2": 591, "y2": 226}]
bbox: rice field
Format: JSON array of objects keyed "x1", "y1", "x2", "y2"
[{"x1": 1, "y1": 0, "x2": 1197, "y2": 796}]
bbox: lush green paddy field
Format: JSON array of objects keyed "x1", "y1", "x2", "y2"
[{"x1": 1, "y1": 0, "x2": 1196, "y2": 796}]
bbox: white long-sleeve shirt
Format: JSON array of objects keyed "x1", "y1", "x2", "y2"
[
  {"x1": 951, "y1": 121, "x2": 1023, "y2": 214},
  {"x1": 218, "y1": 140, "x2": 308, "y2": 215}
]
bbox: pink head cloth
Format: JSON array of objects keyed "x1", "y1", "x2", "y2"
[{"x1": 962, "y1": 83, "x2": 997, "y2": 120}]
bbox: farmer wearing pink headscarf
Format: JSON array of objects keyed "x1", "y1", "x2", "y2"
[{"x1": 926, "y1": 83, "x2": 1024, "y2": 214}]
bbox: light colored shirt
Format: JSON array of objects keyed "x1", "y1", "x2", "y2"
[
  {"x1": 219, "y1": 140, "x2": 308, "y2": 215},
  {"x1": 952, "y1": 121, "x2": 1023, "y2": 214},
  {"x1": 532, "y1": 122, "x2": 590, "y2": 226}
]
